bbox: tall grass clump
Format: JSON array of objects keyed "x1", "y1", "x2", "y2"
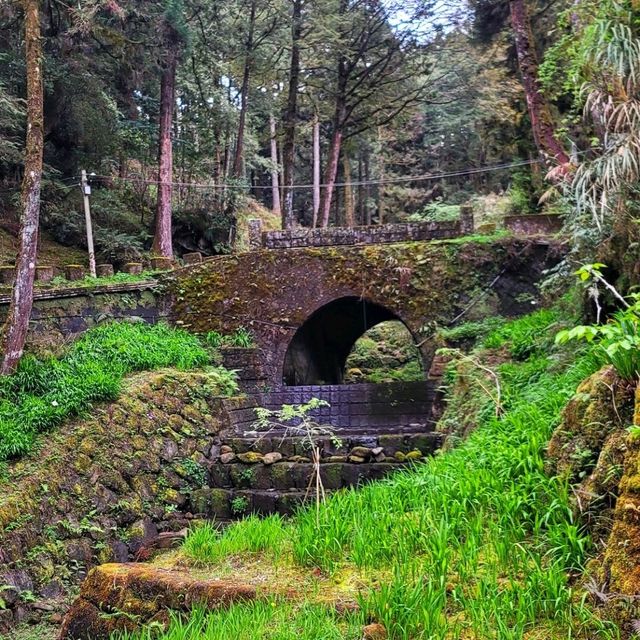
[
  {"x1": 114, "y1": 602, "x2": 365, "y2": 640},
  {"x1": 183, "y1": 515, "x2": 288, "y2": 565},
  {"x1": 143, "y1": 310, "x2": 618, "y2": 639},
  {"x1": 0, "y1": 322, "x2": 213, "y2": 461}
]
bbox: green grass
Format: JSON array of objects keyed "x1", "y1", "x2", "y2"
[
  {"x1": 42, "y1": 270, "x2": 159, "y2": 289},
  {"x1": 116, "y1": 310, "x2": 619, "y2": 639},
  {"x1": 0, "y1": 322, "x2": 212, "y2": 461},
  {"x1": 115, "y1": 602, "x2": 365, "y2": 640},
  {"x1": 482, "y1": 307, "x2": 562, "y2": 359},
  {"x1": 183, "y1": 515, "x2": 288, "y2": 565}
]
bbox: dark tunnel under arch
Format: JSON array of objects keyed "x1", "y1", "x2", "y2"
[{"x1": 282, "y1": 297, "x2": 424, "y2": 386}]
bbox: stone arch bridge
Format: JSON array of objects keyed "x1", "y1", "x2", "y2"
[{"x1": 167, "y1": 236, "x2": 563, "y2": 429}]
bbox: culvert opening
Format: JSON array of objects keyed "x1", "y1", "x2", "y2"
[{"x1": 282, "y1": 297, "x2": 424, "y2": 386}]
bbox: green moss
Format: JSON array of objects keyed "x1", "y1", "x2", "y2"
[{"x1": 168, "y1": 239, "x2": 554, "y2": 358}]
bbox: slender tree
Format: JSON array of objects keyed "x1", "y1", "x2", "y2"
[
  {"x1": 232, "y1": 0, "x2": 257, "y2": 178},
  {"x1": 1, "y1": 0, "x2": 44, "y2": 374},
  {"x1": 281, "y1": 0, "x2": 303, "y2": 229},
  {"x1": 152, "y1": 0, "x2": 187, "y2": 259},
  {"x1": 509, "y1": 0, "x2": 569, "y2": 166},
  {"x1": 269, "y1": 113, "x2": 282, "y2": 215},
  {"x1": 343, "y1": 151, "x2": 355, "y2": 227},
  {"x1": 317, "y1": 0, "x2": 429, "y2": 227}
]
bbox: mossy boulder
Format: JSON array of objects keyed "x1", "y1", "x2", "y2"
[
  {"x1": 602, "y1": 387, "x2": 640, "y2": 588},
  {"x1": 59, "y1": 563, "x2": 258, "y2": 640},
  {"x1": 547, "y1": 366, "x2": 633, "y2": 483},
  {"x1": 546, "y1": 366, "x2": 634, "y2": 544}
]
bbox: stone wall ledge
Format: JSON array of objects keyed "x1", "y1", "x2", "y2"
[{"x1": 0, "y1": 280, "x2": 159, "y2": 305}]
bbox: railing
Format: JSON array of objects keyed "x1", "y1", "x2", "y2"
[{"x1": 248, "y1": 206, "x2": 474, "y2": 250}]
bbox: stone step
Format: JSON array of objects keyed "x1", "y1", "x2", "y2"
[
  {"x1": 210, "y1": 460, "x2": 415, "y2": 492},
  {"x1": 217, "y1": 431, "x2": 442, "y2": 460}
]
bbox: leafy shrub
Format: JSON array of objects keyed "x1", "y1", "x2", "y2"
[
  {"x1": 0, "y1": 322, "x2": 213, "y2": 461},
  {"x1": 556, "y1": 294, "x2": 640, "y2": 381},
  {"x1": 407, "y1": 199, "x2": 460, "y2": 223},
  {"x1": 505, "y1": 172, "x2": 536, "y2": 215}
]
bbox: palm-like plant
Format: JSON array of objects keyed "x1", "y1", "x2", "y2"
[{"x1": 571, "y1": 1, "x2": 640, "y2": 231}]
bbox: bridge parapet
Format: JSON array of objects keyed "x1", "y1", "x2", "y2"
[
  {"x1": 249, "y1": 218, "x2": 462, "y2": 250},
  {"x1": 248, "y1": 205, "x2": 475, "y2": 250}
]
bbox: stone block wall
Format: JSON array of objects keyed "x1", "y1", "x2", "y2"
[
  {"x1": 232, "y1": 381, "x2": 437, "y2": 431},
  {"x1": 256, "y1": 220, "x2": 461, "y2": 250},
  {"x1": 217, "y1": 382, "x2": 437, "y2": 434},
  {"x1": 503, "y1": 214, "x2": 563, "y2": 236},
  {"x1": 0, "y1": 283, "x2": 163, "y2": 351}
]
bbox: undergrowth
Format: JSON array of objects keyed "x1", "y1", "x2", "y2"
[
  {"x1": 43, "y1": 270, "x2": 158, "y2": 289},
  {"x1": 118, "y1": 310, "x2": 619, "y2": 639},
  {"x1": 115, "y1": 602, "x2": 365, "y2": 640},
  {"x1": 0, "y1": 322, "x2": 212, "y2": 461}
]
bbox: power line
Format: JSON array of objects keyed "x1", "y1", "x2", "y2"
[{"x1": 87, "y1": 158, "x2": 543, "y2": 192}]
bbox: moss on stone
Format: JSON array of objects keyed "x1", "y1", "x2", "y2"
[
  {"x1": 166, "y1": 239, "x2": 563, "y2": 382},
  {"x1": 602, "y1": 386, "x2": 640, "y2": 601},
  {"x1": 547, "y1": 366, "x2": 634, "y2": 483},
  {"x1": 0, "y1": 369, "x2": 239, "y2": 606}
]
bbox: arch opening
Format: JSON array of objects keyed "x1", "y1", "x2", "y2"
[
  {"x1": 344, "y1": 321, "x2": 424, "y2": 384},
  {"x1": 282, "y1": 297, "x2": 423, "y2": 386}
]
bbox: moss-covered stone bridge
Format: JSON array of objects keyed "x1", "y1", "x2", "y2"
[{"x1": 167, "y1": 237, "x2": 564, "y2": 388}]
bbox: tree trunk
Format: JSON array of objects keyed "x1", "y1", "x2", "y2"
[
  {"x1": 232, "y1": 0, "x2": 256, "y2": 178},
  {"x1": 312, "y1": 113, "x2": 320, "y2": 228},
  {"x1": 152, "y1": 44, "x2": 177, "y2": 258},
  {"x1": 1, "y1": 0, "x2": 44, "y2": 375},
  {"x1": 343, "y1": 152, "x2": 354, "y2": 227},
  {"x1": 318, "y1": 126, "x2": 343, "y2": 227},
  {"x1": 357, "y1": 152, "x2": 364, "y2": 225},
  {"x1": 509, "y1": 0, "x2": 569, "y2": 166},
  {"x1": 281, "y1": 0, "x2": 303, "y2": 229},
  {"x1": 364, "y1": 151, "x2": 372, "y2": 225},
  {"x1": 318, "y1": 0, "x2": 348, "y2": 229},
  {"x1": 269, "y1": 114, "x2": 281, "y2": 216},
  {"x1": 378, "y1": 162, "x2": 385, "y2": 225}
]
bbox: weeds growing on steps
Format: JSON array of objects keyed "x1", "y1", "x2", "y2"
[
  {"x1": 0, "y1": 322, "x2": 218, "y2": 462},
  {"x1": 121, "y1": 310, "x2": 620, "y2": 639}
]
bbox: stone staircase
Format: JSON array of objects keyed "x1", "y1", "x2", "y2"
[
  {"x1": 189, "y1": 356, "x2": 441, "y2": 520},
  {"x1": 189, "y1": 382, "x2": 442, "y2": 518}
]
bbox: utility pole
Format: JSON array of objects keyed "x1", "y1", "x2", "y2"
[{"x1": 80, "y1": 170, "x2": 96, "y2": 278}]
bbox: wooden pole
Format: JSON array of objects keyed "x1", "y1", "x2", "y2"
[
  {"x1": 312, "y1": 113, "x2": 320, "y2": 228},
  {"x1": 81, "y1": 170, "x2": 97, "y2": 277}
]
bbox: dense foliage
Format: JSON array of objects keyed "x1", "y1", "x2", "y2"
[{"x1": 0, "y1": 321, "x2": 230, "y2": 461}]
